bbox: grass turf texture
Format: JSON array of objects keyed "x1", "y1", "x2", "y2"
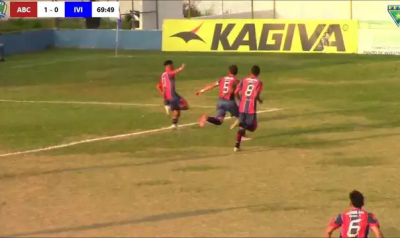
[{"x1": 1, "y1": 49, "x2": 400, "y2": 236}]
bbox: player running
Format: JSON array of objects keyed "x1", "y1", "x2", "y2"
[
  {"x1": 196, "y1": 65, "x2": 241, "y2": 129},
  {"x1": 157, "y1": 60, "x2": 189, "y2": 129},
  {"x1": 325, "y1": 190, "x2": 384, "y2": 238},
  {"x1": 234, "y1": 65, "x2": 263, "y2": 152}
]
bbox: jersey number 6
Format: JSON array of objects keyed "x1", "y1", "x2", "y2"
[{"x1": 347, "y1": 219, "x2": 361, "y2": 237}]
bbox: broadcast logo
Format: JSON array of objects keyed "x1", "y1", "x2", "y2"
[
  {"x1": 388, "y1": 5, "x2": 400, "y2": 27},
  {"x1": 0, "y1": 0, "x2": 7, "y2": 19}
]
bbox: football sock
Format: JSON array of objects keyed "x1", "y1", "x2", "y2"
[
  {"x1": 172, "y1": 118, "x2": 178, "y2": 125},
  {"x1": 207, "y1": 117, "x2": 222, "y2": 125},
  {"x1": 235, "y1": 128, "x2": 246, "y2": 148}
]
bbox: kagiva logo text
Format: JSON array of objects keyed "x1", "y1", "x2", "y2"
[{"x1": 211, "y1": 23, "x2": 348, "y2": 52}]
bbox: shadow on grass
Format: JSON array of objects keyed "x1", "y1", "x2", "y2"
[
  {"x1": 172, "y1": 165, "x2": 225, "y2": 172},
  {"x1": 3, "y1": 107, "x2": 400, "y2": 180},
  {"x1": 275, "y1": 132, "x2": 400, "y2": 149},
  {"x1": 2, "y1": 130, "x2": 400, "y2": 181},
  {"x1": 261, "y1": 106, "x2": 390, "y2": 123},
  {"x1": 0, "y1": 149, "x2": 260, "y2": 180},
  {"x1": 3, "y1": 204, "x2": 265, "y2": 237},
  {"x1": 317, "y1": 156, "x2": 386, "y2": 167},
  {"x1": 135, "y1": 180, "x2": 172, "y2": 187},
  {"x1": 249, "y1": 203, "x2": 305, "y2": 213}
]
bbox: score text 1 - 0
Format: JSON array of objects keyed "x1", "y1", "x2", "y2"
[{"x1": 37, "y1": 1, "x2": 65, "y2": 18}]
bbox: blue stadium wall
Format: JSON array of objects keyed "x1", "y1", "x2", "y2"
[
  {"x1": 0, "y1": 29, "x2": 162, "y2": 55},
  {"x1": 0, "y1": 30, "x2": 54, "y2": 55}
]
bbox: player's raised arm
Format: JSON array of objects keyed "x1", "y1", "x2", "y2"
[
  {"x1": 172, "y1": 63, "x2": 186, "y2": 75},
  {"x1": 196, "y1": 80, "x2": 219, "y2": 95}
]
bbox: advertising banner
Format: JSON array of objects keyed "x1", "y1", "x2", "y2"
[
  {"x1": 162, "y1": 19, "x2": 358, "y2": 53},
  {"x1": 358, "y1": 21, "x2": 400, "y2": 55}
]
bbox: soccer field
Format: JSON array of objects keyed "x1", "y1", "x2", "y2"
[{"x1": 1, "y1": 49, "x2": 400, "y2": 236}]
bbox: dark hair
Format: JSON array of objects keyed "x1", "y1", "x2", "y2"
[
  {"x1": 229, "y1": 65, "x2": 238, "y2": 75},
  {"x1": 251, "y1": 65, "x2": 260, "y2": 76},
  {"x1": 349, "y1": 190, "x2": 364, "y2": 208},
  {"x1": 164, "y1": 60, "x2": 173, "y2": 66}
]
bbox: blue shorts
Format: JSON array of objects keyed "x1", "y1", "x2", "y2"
[
  {"x1": 165, "y1": 94, "x2": 188, "y2": 111},
  {"x1": 239, "y1": 113, "x2": 258, "y2": 131},
  {"x1": 216, "y1": 99, "x2": 239, "y2": 118}
]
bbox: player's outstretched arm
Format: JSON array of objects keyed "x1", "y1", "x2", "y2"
[
  {"x1": 371, "y1": 225, "x2": 384, "y2": 238},
  {"x1": 324, "y1": 225, "x2": 338, "y2": 238},
  {"x1": 196, "y1": 83, "x2": 218, "y2": 95},
  {"x1": 172, "y1": 63, "x2": 186, "y2": 75}
]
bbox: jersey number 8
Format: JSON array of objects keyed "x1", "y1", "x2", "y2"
[{"x1": 245, "y1": 84, "x2": 255, "y2": 97}]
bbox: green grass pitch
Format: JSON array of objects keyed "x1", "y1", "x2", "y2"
[{"x1": 1, "y1": 49, "x2": 400, "y2": 236}]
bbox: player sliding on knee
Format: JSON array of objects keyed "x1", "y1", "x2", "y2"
[
  {"x1": 234, "y1": 65, "x2": 263, "y2": 152},
  {"x1": 157, "y1": 60, "x2": 189, "y2": 129},
  {"x1": 196, "y1": 65, "x2": 242, "y2": 129}
]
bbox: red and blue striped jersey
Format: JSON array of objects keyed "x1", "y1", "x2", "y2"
[
  {"x1": 216, "y1": 74, "x2": 239, "y2": 100},
  {"x1": 329, "y1": 208, "x2": 379, "y2": 238},
  {"x1": 159, "y1": 70, "x2": 177, "y2": 101},
  {"x1": 236, "y1": 76, "x2": 263, "y2": 114}
]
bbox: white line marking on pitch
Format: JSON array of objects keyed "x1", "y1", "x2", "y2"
[
  {"x1": 0, "y1": 99, "x2": 216, "y2": 109},
  {"x1": 0, "y1": 108, "x2": 282, "y2": 158},
  {"x1": 8, "y1": 55, "x2": 107, "y2": 69},
  {"x1": 6, "y1": 55, "x2": 135, "y2": 69}
]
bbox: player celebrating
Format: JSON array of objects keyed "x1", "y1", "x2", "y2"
[
  {"x1": 157, "y1": 60, "x2": 189, "y2": 129},
  {"x1": 234, "y1": 65, "x2": 263, "y2": 152},
  {"x1": 325, "y1": 190, "x2": 384, "y2": 238},
  {"x1": 196, "y1": 65, "x2": 241, "y2": 129}
]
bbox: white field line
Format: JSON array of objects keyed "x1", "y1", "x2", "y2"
[
  {"x1": 8, "y1": 55, "x2": 109, "y2": 69},
  {"x1": 0, "y1": 108, "x2": 282, "y2": 158},
  {"x1": 0, "y1": 99, "x2": 216, "y2": 109},
  {"x1": 6, "y1": 55, "x2": 141, "y2": 69}
]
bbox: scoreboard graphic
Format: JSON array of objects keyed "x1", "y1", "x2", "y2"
[{"x1": 7, "y1": 1, "x2": 120, "y2": 18}]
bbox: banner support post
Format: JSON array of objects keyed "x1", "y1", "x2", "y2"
[
  {"x1": 188, "y1": 0, "x2": 191, "y2": 19},
  {"x1": 222, "y1": 0, "x2": 224, "y2": 18},
  {"x1": 273, "y1": 0, "x2": 276, "y2": 19},
  {"x1": 251, "y1": 0, "x2": 254, "y2": 19},
  {"x1": 350, "y1": 0, "x2": 353, "y2": 19}
]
